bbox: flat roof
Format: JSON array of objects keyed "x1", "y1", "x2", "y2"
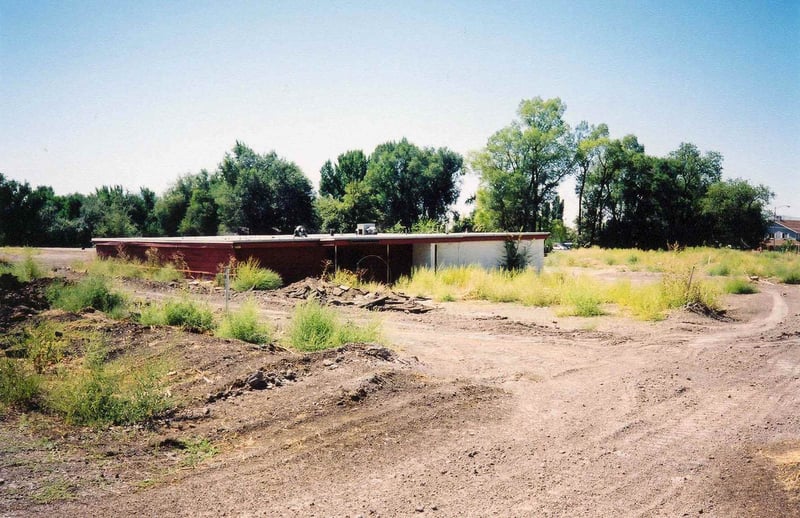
[{"x1": 92, "y1": 231, "x2": 549, "y2": 247}]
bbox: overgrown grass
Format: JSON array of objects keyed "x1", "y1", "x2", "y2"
[
  {"x1": 139, "y1": 298, "x2": 215, "y2": 333},
  {"x1": 545, "y1": 246, "x2": 800, "y2": 283},
  {"x1": 230, "y1": 258, "x2": 283, "y2": 291},
  {"x1": 46, "y1": 339, "x2": 171, "y2": 426},
  {"x1": 724, "y1": 277, "x2": 759, "y2": 294},
  {"x1": 46, "y1": 275, "x2": 127, "y2": 317},
  {"x1": 287, "y1": 299, "x2": 381, "y2": 351},
  {"x1": 80, "y1": 256, "x2": 184, "y2": 283},
  {"x1": 398, "y1": 264, "x2": 722, "y2": 321},
  {"x1": 217, "y1": 299, "x2": 271, "y2": 344}
]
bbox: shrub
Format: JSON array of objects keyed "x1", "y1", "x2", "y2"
[
  {"x1": 724, "y1": 278, "x2": 758, "y2": 294},
  {"x1": 288, "y1": 300, "x2": 380, "y2": 351},
  {"x1": 231, "y1": 258, "x2": 283, "y2": 291},
  {"x1": 83, "y1": 257, "x2": 183, "y2": 283},
  {"x1": 47, "y1": 275, "x2": 126, "y2": 315},
  {"x1": 217, "y1": 300, "x2": 271, "y2": 344}
]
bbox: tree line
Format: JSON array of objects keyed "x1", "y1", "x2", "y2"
[{"x1": 0, "y1": 97, "x2": 773, "y2": 249}]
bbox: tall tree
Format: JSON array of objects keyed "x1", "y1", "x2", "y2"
[
  {"x1": 472, "y1": 97, "x2": 575, "y2": 232},
  {"x1": 701, "y1": 179, "x2": 772, "y2": 248},
  {"x1": 320, "y1": 150, "x2": 369, "y2": 199},
  {"x1": 573, "y1": 122, "x2": 610, "y2": 242},
  {"x1": 214, "y1": 142, "x2": 316, "y2": 233},
  {"x1": 365, "y1": 139, "x2": 463, "y2": 229}
]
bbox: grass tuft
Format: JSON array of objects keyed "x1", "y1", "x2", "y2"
[
  {"x1": 231, "y1": 258, "x2": 283, "y2": 291},
  {"x1": 288, "y1": 299, "x2": 380, "y2": 351},
  {"x1": 47, "y1": 275, "x2": 126, "y2": 315},
  {"x1": 217, "y1": 300, "x2": 271, "y2": 344},
  {"x1": 724, "y1": 278, "x2": 759, "y2": 294},
  {"x1": 139, "y1": 298, "x2": 215, "y2": 333},
  {"x1": 0, "y1": 357, "x2": 41, "y2": 412}
]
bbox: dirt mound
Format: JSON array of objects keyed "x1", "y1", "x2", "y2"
[
  {"x1": 281, "y1": 277, "x2": 434, "y2": 313},
  {"x1": 0, "y1": 275, "x2": 52, "y2": 331}
]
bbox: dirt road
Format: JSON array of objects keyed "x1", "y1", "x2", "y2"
[{"x1": 2, "y1": 249, "x2": 799, "y2": 516}]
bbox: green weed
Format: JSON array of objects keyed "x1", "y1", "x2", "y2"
[
  {"x1": 180, "y1": 437, "x2": 218, "y2": 467},
  {"x1": 217, "y1": 300, "x2": 271, "y2": 344},
  {"x1": 288, "y1": 300, "x2": 380, "y2": 351},
  {"x1": 231, "y1": 258, "x2": 283, "y2": 291},
  {"x1": 31, "y1": 478, "x2": 76, "y2": 504},
  {"x1": 0, "y1": 357, "x2": 41, "y2": 412},
  {"x1": 138, "y1": 298, "x2": 215, "y2": 333},
  {"x1": 47, "y1": 275, "x2": 126, "y2": 315},
  {"x1": 46, "y1": 340, "x2": 171, "y2": 426},
  {"x1": 724, "y1": 278, "x2": 759, "y2": 294}
]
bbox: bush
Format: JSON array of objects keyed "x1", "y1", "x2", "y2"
[
  {"x1": 47, "y1": 276, "x2": 126, "y2": 315},
  {"x1": 288, "y1": 300, "x2": 380, "y2": 351},
  {"x1": 217, "y1": 300, "x2": 271, "y2": 344},
  {"x1": 231, "y1": 258, "x2": 283, "y2": 291},
  {"x1": 724, "y1": 278, "x2": 758, "y2": 294}
]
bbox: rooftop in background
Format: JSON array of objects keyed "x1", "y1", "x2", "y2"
[{"x1": 92, "y1": 232, "x2": 549, "y2": 246}]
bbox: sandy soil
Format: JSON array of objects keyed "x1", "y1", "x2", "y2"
[{"x1": 1, "y1": 248, "x2": 799, "y2": 517}]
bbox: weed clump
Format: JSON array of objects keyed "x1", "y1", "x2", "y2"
[
  {"x1": 724, "y1": 278, "x2": 759, "y2": 294},
  {"x1": 288, "y1": 300, "x2": 380, "y2": 351},
  {"x1": 230, "y1": 258, "x2": 283, "y2": 291},
  {"x1": 217, "y1": 300, "x2": 271, "y2": 344},
  {"x1": 47, "y1": 340, "x2": 171, "y2": 426},
  {"x1": 0, "y1": 357, "x2": 41, "y2": 412},
  {"x1": 47, "y1": 275, "x2": 126, "y2": 316},
  {"x1": 139, "y1": 298, "x2": 215, "y2": 333}
]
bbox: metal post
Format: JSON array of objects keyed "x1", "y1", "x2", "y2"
[{"x1": 224, "y1": 266, "x2": 230, "y2": 314}]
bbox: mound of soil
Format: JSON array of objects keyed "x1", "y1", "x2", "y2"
[{"x1": 0, "y1": 275, "x2": 51, "y2": 331}]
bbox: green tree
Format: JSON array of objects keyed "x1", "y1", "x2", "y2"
[
  {"x1": 155, "y1": 174, "x2": 197, "y2": 236},
  {"x1": 573, "y1": 122, "x2": 610, "y2": 242},
  {"x1": 365, "y1": 139, "x2": 463, "y2": 230},
  {"x1": 178, "y1": 171, "x2": 219, "y2": 235},
  {"x1": 316, "y1": 181, "x2": 381, "y2": 233},
  {"x1": 214, "y1": 142, "x2": 316, "y2": 234},
  {"x1": 319, "y1": 150, "x2": 369, "y2": 199},
  {"x1": 701, "y1": 179, "x2": 772, "y2": 248},
  {"x1": 472, "y1": 97, "x2": 575, "y2": 232}
]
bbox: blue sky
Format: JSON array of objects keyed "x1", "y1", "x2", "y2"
[{"x1": 1, "y1": 1, "x2": 798, "y2": 222}]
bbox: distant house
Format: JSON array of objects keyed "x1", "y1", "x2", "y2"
[{"x1": 766, "y1": 218, "x2": 800, "y2": 249}]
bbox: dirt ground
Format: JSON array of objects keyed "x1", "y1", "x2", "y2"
[{"x1": 1, "y1": 248, "x2": 799, "y2": 517}]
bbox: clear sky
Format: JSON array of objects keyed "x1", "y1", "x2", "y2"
[{"x1": 2, "y1": 0, "x2": 798, "y2": 223}]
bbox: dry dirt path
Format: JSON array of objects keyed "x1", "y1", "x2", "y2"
[{"x1": 42, "y1": 278, "x2": 800, "y2": 517}]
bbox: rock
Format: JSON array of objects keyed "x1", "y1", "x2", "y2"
[{"x1": 246, "y1": 371, "x2": 268, "y2": 390}]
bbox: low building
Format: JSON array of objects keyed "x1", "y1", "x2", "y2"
[
  {"x1": 766, "y1": 218, "x2": 800, "y2": 250},
  {"x1": 92, "y1": 232, "x2": 549, "y2": 283}
]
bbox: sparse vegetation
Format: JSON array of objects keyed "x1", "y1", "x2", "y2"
[
  {"x1": 288, "y1": 299, "x2": 380, "y2": 351},
  {"x1": 46, "y1": 339, "x2": 171, "y2": 426},
  {"x1": 179, "y1": 437, "x2": 219, "y2": 467},
  {"x1": 217, "y1": 299, "x2": 271, "y2": 344},
  {"x1": 230, "y1": 258, "x2": 283, "y2": 291},
  {"x1": 326, "y1": 268, "x2": 387, "y2": 293}
]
